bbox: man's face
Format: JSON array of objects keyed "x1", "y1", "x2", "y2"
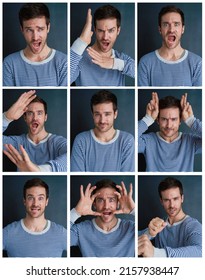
[
  {"x1": 24, "y1": 186, "x2": 48, "y2": 219},
  {"x1": 160, "y1": 187, "x2": 184, "y2": 220},
  {"x1": 21, "y1": 16, "x2": 50, "y2": 54},
  {"x1": 158, "y1": 107, "x2": 181, "y2": 142},
  {"x1": 92, "y1": 102, "x2": 117, "y2": 134},
  {"x1": 94, "y1": 187, "x2": 118, "y2": 223},
  {"x1": 94, "y1": 18, "x2": 120, "y2": 53},
  {"x1": 24, "y1": 102, "x2": 47, "y2": 136},
  {"x1": 159, "y1": 12, "x2": 185, "y2": 49}
]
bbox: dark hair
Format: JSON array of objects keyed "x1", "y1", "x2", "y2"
[
  {"x1": 158, "y1": 5, "x2": 185, "y2": 27},
  {"x1": 90, "y1": 90, "x2": 118, "y2": 112},
  {"x1": 158, "y1": 177, "x2": 183, "y2": 199},
  {"x1": 94, "y1": 5, "x2": 121, "y2": 28},
  {"x1": 23, "y1": 178, "x2": 49, "y2": 199},
  {"x1": 92, "y1": 179, "x2": 120, "y2": 195},
  {"x1": 19, "y1": 3, "x2": 50, "y2": 27},
  {"x1": 159, "y1": 96, "x2": 182, "y2": 118},
  {"x1": 25, "y1": 96, "x2": 47, "y2": 115}
]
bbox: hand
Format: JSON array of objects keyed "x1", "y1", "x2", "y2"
[
  {"x1": 80, "y1": 9, "x2": 93, "y2": 45},
  {"x1": 5, "y1": 90, "x2": 36, "y2": 121},
  {"x1": 114, "y1": 182, "x2": 135, "y2": 214},
  {"x1": 146, "y1": 92, "x2": 159, "y2": 120},
  {"x1": 87, "y1": 47, "x2": 114, "y2": 69},
  {"x1": 3, "y1": 144, "x2": 40, "y2": 172},
  {"x1": 180, "y1": 93, "x2": 193, "y2": 121},
  {"x1": 138, "y1": 234, "x2": 154, "y2": 257},
  {"x1": 75, "y1": 184, "x2": 102, "y2": 217},
  {"x1": 148, "y1": 217, "x2": 167, "y2": 237}
]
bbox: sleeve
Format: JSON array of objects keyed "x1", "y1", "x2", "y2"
[
  {"x1": 114, "y1": 52, "x2": 135, "y2": 78},
  {"x1": 121, "y1": 134, "x2": 135, "y2": 172},
  {"x1": 70, "y1": 134, "x2": 86, "y2": 172},
  {"x1": 70, "y1": 208, "x2": 81, "y2": 247},
  {"x1": 58, "y1": 54, "x2": 68, "y2": 86},
  {"x1": 192, "y1": 59, "x2": 202, "y2": 86},
  {"x1": 70, "y1": 38, "x2": 88, "y2": 84},
  {"x1": 138, "y1": 57, "x2": 150, "y2": 86},
  {"x1": 138, "y1": 115, "x2": 155, "y2": 153},
  {"x1": 3, "y1": 56, "x2": 15, "y2": 86},
  {"x1": 185, "y1": 117, "x2": 202, "y2": 154},
  {"x1": 3, "y1": 113, "x2": 20, "y2": 149},
  {"x1": 164, "y1": 221, "x2": 202, "y2": 258},
  {"x1": 47, "y1": 136, "x2": 67, "y2": 172}
]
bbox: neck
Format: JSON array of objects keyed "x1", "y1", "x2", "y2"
[
  {"x1": 24, "y1": 45, "x2": 51, "y2": 62},
  {"x1": 93, "y1": 127, "x2": 116, "y2": 142},
  {"x1": 92, "y1": 42, "x2": 112, "y2": 57},
  {"x1": 95, "y1": 216, "x2": 118, "y2": 232},
  {"x1": 168, "y1": 210, "x2": 186, "y2": 225},
  {"x1": 23, "y1": 215, "x2": 47, "y2": 232},
  {"x1": 158, "y1": 45, "x2": 184, "y2": 61},
  {"x1": 159, "y1": 131, "x2": 179, "y2": 143},
  {"x1": 28, "y1": 129, "x2": 48, "y2": 144}
]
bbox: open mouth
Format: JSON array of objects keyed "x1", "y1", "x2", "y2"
[
  {"x1": 32, "y1": 41, "x2": 42, "y2": 51},
  {"x1": 32, "y1": 122, "x2": 39, "y2": 129},
  {"x1": 102, "y1": 211, "x2": 112, "y2": 217},
  {"x1": 167, "y1": 34, "x2": 176, "y2": 42}
]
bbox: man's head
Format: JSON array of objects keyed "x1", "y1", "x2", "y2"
[
  {"x1": 157, "y1": 96, "x2": 181, "y2": 142},
  {"x1": 19, "y1": 3, "x2": 50, "y2": 54},
  {"x1": 92, "y1": 179, "x2": 120, "y2": 223},
  {"x1": 158, "y1": 177, "x2": 184, "y2": 219},
  {"x1": 24, "y1": 96, "x2": 48, "y2": 136},
  {"x1": 23, "y1": 178, "x2": 49, "y2": 218},
  {"x1": 91, "y1": 90, "x2": 118, "y2": 133},
  {"x1": 158, "y1": 5, "x2": 185, "y2": 49},
  {"x1": 93, "y1": 5, "x2": 121, "y2": 53}
]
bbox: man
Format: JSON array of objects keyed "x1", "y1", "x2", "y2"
[
  {"x1": 70, "y1": 179, "x2": 135, "y2": 257},
  {"x1": 3, "y1": 3, "x2": 67, "y2": 86},
  {"x1": 3, "y1": 90, "x2": 67, "y2": 172},
  {"x1": 3, "y1": 178, "x2": 67, "y2": 257},
  {"x1": 70, "y1": 4, "x2": 135, "y2": 86},
  {"x1": 138, "y1": 92, "x2": 202, "y2": 171},
  {"x1": 138, "y1": 5, "x2": 202, "y2": 86},
  {"x1": 71, "y1": 90, "x2": 135, "y2": 172},
  {"x1": 138, "y1": 177, "x2": 202, "y2": 257}
]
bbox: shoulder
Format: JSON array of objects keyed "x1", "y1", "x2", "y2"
[
  {"x1": 3, "y1": 220, "x2": 21, "y2": 231},
  {"x1": 113, "y1": 49, "x2": 132, "y2": 60},
  {"x1": 139, "y1": 51, "x2": 156, "y2": 62},
  {"x1": 120, "y1": 219, "x2": 135, "y2": 229},
  {"x1": 50, "y1": 221, "x2": 67, "y2": 232},
  {"x1": 4, "y1": 51, "x2": 21, "y2": 62},
  {"x1": 53, "y1": 50, "x2": 67, "y2": 62},
  {"x1": 187, "y1": 51, "x2": 202, "y2": 63},
  {"x1": 74, "y1": 131, "x2": 91, "y2": 140},
  {"x1": 119, "y1": 130, "x2": 134, "y2": 140}
]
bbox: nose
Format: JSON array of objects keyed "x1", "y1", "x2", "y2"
[
  {"x1": 32, "y1": 30, "x2": 39, "y2": 40},
  {"x1": 166, "y1": 119, "x2": 172, "y2": 127},
  {"x1": 103, "y1": 30, "x2": 109, "y2": 40},
  {"x1": 104, "y1": 200, "x2": 109, "y2": 209},
  {"x1": 168, "y1": 23, "x2": 174, "y2": 32}
]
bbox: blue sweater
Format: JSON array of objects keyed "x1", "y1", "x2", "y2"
[
  {"x1": 70, "y1": 209, "x2": 135, "y2": 257},
  {"x1": 138, "y1": 116, "x2": 202, "y2": 172},
  {"x1": 3, "y1": 49, "x2": 67, "y2": 86},
  {"x1": 3, "y1": 220, "x2": 67, "y2": 257},
  {"x1": 154, "y1": 216, "x2": 202, "y2": 258},
  {"x1": 138, "y1": 50, "x2": 202, "y2": 86},
  {"x1": 71, "y1": 129, "x2": 135, "y2": 172},
  {"x1": 70, "y1": 38, "x2": 135, "y2": 86},
  {"x1": 3, "y1": 115, "x2": 67, "y2": 172}
]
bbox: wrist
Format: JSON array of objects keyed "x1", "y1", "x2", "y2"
[{"x1": 4, "y1": 111, "x2": 14, "y2": 122}]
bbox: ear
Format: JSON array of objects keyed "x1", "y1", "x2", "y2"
[
  {"x1": 182, "y1": 25, "x2": 185, "y2": 34},
  {"x1": 114, "y1": 110, "x2": 118, "y2": 119},
  {"x1": 158, "y1": 26, "x2": 161, "y2": 34},
  {"x1": 45, "y1": 114, "x2": 48, "y2": 122},
  {"x1": 181, "y1": 194, "x2": 184, "y2": 203},
  {"x1": 117, "y1": 26, "x2": 121, "y2": 35},
  {"x1": 47, "y1": 23, "x2": 50, "y2": 33},
  {"x1": 46, "y1": 198, "x2": 49, "y2": 206}
]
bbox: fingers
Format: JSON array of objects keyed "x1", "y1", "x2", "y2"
[
  {"x1": 4, "y1": 144, "x2": 23, "y2": 164},
  {"x1": 86, "y1": 8, "x2": 92, "y2": 24}
]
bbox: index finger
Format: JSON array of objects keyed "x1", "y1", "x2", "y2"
[{"x1": 86, "y1": 8, "x2": 92, "y2": 23}]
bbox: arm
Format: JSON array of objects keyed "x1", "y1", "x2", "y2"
[
  {"x1": 70, "y1": 9, "x2": 93, "y2": 84},
  {"x1": 70, "y1": 184, "x2": 101, "y2": 246},
  {"x1": 3, "y1": 56, "x2": 15, "y2": 86},
  {"x1": 70, "y1": 135, "x2": 86, "y2": 171},
  {"x1": 121, "y1": 134, "x2": 135, "y2": 172},
  {"x1": 138, "y1": 57, "x2": 150, "y2": 86},
  {"x1": 138, "y1": 92, "x2": 159, "y2": 153},
  {"x1": 87, "y1": 48, "x2": 135, "y2": 78},
  {"x1": 47, "y1": 136, "x2": 67, "y2": 172}
]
